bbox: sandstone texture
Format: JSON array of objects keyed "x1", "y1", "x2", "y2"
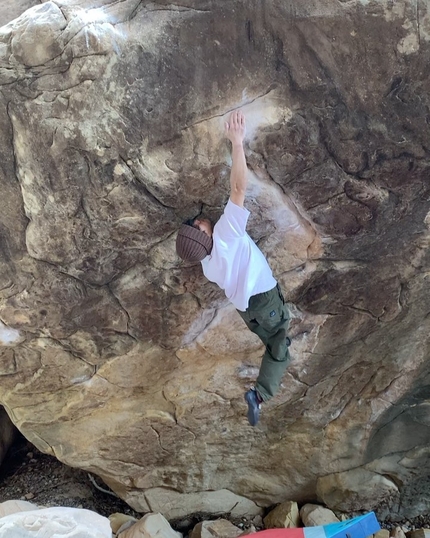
[{"x1": 0, "y1": 0, "x2": 429, "y2": 522}]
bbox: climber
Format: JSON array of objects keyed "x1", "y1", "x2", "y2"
[{"x1": 175, "y1": 110, "x2": 291, "y2": 426}]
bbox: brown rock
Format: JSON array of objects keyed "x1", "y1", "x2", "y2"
[{"x1": 263, "y1": 501, "x2": 300, "y2": 529}]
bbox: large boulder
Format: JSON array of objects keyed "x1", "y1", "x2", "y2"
[{"x1": 0, "y1": 0, "x2": 429, "y2": 521}]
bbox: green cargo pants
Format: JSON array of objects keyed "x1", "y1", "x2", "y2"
[{"x1": 237, "y1": 284, "x2": 291, "y2": 402}]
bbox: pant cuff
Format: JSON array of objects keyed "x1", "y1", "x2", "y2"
[{"x1": 255, "y1": 383, "x2": 272, "y2": 402}]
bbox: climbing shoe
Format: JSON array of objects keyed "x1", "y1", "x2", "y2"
[{"x1": 244, "y1": 388, "x2": 262, "y2": 426}]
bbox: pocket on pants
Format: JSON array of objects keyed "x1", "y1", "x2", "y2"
[{"x1": 256, "y1": 301, "x2": 285, "y2": 331}]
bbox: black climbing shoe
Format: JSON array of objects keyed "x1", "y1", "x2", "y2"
[{"x1": 244, "y1": 388, "x2": 262, "y2": 426}]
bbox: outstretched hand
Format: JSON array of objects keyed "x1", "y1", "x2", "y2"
[{"x1": 225, "y1": 110, "x2": 246, "y2": 146}]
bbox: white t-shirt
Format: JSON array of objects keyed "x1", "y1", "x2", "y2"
[{"x1": 201, "y1": 200, "x2": 277, "y2": 311}]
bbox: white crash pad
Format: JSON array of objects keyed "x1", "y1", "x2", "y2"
[{"x1": 0, "y1": 506, "x2": 112, "y2": 537}]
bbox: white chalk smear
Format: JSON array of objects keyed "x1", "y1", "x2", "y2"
[{"x1": 0, "y1": 321, "x2": 22, "y2": 345}]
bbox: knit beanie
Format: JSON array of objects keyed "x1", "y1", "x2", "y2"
[{"x1": 176, "y1": 224, "x2": 213, "y2": 262}]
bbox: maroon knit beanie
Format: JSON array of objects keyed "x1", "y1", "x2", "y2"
[{"x1": 176, "y1": 224, "x2": 213, "y2": 262}]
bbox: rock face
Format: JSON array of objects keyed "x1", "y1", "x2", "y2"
[
  {"x1": 0, "y1": 1, "x2": 39, "y2": 27},
  {"x1": 0, "y1": 0, "x2": 429, "y2": 521}
]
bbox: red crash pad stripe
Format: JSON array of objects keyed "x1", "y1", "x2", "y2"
[{"x1": 252, "y1": 529, "x2": 306, "y2": 538}]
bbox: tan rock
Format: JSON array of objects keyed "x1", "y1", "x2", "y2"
[
  {"x1": 374, "y1": 530, "x2": 390, "y2": 538},
  {"x1": 317, "y1": 468, "x2": 399, "y2": 511},
  {"x1": 391, "y1": 528, "x2": 407, "y2": 538},
  {"x1": 263, "y1": 501, "x2": 300, "y2": 529},
  {"x1": 299, "y1": 504, "x2": 339, "y2": 527},
  {"x1": 118, "y1": 513, "x2": 182, "y2": 538},
  {"x1": 127, "y1": 489, "x2": 262, "y2": 521},
  {"x1": 406, "y1": 531, "x2": 430, "y2": 538},
  {"x1": 117, "y1": 520, "x2": 140, "y2": 536},
  {"x1": 109, "y1": 512, "x2": 137, "y2": 533},
  {"x1": 190, "y1": 519, "x2": 243, "y2": 538}
]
